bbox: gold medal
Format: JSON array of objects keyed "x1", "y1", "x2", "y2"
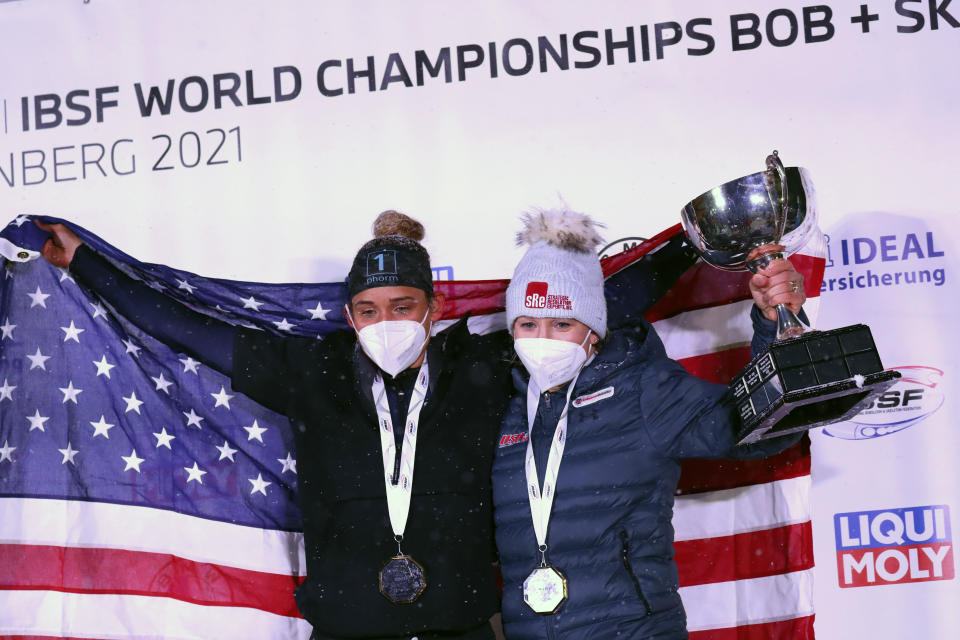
[{"x1": 523, "y1": 565, "x2": 567, "y2": 615}]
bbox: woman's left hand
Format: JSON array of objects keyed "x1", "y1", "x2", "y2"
[{"x1": 748, "y1": 245, "x2": 806, "y2": 322}]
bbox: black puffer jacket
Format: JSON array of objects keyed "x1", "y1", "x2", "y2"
[
  {"x1": 233, "y1": 320, "x2": 514, "y2": 638},
  {"x1": 492, "y1": 320, "x2": 801, "y2": 639}
]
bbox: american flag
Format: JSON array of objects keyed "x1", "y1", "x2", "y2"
[{"x1": 0, "y1": 214, "x2": 822, "y2": 639}]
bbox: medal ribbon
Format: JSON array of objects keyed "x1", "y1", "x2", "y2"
[
  {"x1": 372, "y1": 360, "x2": 429, "y2": 538},
  {"x1": 524, "y1": 370, "x2": 582, "y2": 552}
]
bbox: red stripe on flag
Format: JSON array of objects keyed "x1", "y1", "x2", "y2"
[
  {"x1": 675, "y1": 522, "x2": 814, "y2": 588},
  {"x1": 0, "y1": 544, "x2": 303, "y2": 618},
  {"x1": 677, "y1": 438, "x2": 811, "y2": 495},
  {"x1": 688, "y1": 614, "x2": 815, "y2": 640},
  {"x1": 645, "y1": 255, "x2": 825, "y2": 323},
  {"x1": 436, "y1": 279, "x2": 507, "y2": 319}
]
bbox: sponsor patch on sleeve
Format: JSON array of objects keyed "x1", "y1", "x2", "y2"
[{"x1": 572, "y1": 386, "x2": 614, "y2": 408}]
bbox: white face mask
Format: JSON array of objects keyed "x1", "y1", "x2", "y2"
[
  {"x1": 346, "y1": 306, "x2": 431, "y2": 377},
  {"x1": 514, "y1": 331, "x2": 592, "y2": 392}
]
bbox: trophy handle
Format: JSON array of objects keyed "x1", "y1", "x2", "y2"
[{"x1": 765, "y1": 150, "x2": 790, "y2": 241}]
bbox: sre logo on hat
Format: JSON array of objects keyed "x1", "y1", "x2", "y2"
[{"x1": 525, "y1": 282, "x2": 548, "y2": 309}]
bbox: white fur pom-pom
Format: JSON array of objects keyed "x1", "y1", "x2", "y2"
[{"x1": 516, "y1": 207, "x2": 605, "y2": 253}]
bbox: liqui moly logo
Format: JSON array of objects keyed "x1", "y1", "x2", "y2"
[
  {"x1": 525, "y1": 282, "x2": 548, "y2": 309},
  {"x1": 835, "y1": 505, "x2": 954, "y2": 588}
]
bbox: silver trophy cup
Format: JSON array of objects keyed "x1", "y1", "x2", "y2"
[
  {"x1": 682, "y1": 151, "x2": 815, "y2": 339},
  {"x1": 681, "y1": 151, "x2": 900, "y2": 444}
]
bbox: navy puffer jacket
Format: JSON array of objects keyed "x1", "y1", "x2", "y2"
[{"x1": 492, "y1": 319, "x2": 801, "y2": 639}]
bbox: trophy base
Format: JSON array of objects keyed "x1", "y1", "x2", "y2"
[{"x1": 732, "y1": 324, "x2": 902, "y2": 445}]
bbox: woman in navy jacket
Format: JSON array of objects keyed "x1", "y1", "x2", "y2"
[{"x1": 492, "y1": 208, "x2": 806, "y2": 639}]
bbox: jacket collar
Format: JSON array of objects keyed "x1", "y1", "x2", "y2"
[
  {"x1": 348, "y1": 315, "x2": 473, "y2": 423},
  {"x1": 510, "y1": 319, "x2": 657, "y2": 395}
]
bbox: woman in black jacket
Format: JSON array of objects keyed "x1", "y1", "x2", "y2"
[{"x1": 38, "y1": 212, "x2": 513, "y2": 640}]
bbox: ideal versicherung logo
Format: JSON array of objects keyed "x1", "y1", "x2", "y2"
[{"x1": 822, "y1": 230, "x2": 946, "y2": 292}]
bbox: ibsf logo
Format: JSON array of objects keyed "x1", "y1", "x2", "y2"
[
  {"x1": 525, "y1": 282, "x2": 548, "y2": 309},
  {"x1": 835, "y1": 505, "x2": 954, "y2": 588},
  {"x1": 822, "y1": 366, "x2": 944, "y2": 440}
]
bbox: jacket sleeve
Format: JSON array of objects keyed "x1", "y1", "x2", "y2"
[
  {"x1": 639, "y1": 324, "x2": 802, "y2": 460},
  {"x1": 750, "y1": 304, "x2": 811, "y2": 358},
  {"x1": 71, "y1": 244, "x2": 236, "y2": 375},
  {"x1": 231, "y1": 328, "x2": 301, "y2": 415}
]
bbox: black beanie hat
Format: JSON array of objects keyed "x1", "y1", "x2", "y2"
[{"x1": 347, "y1": 211, "x2": 434, "y2": 299}]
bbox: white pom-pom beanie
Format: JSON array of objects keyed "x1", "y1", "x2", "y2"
[{"x1": 505, "y1": 207, "x2": 607, "y2": 338}]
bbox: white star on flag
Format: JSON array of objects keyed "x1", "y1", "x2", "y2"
[
  {"x1": 307, "y1": 301, "x2": 330, "y2": 320},
  {"x1": 27, "y1": 286, "x2": 50, "y2": 308},
  {"x1": 0, "y1": 440, "x2": 15, "y2": 463},
  {"x1": 90, "y1": 415, "x2": 115, "y2": 438},
  {"x1": 243, "y1": 419, "x2": 268, "y2": 443},
  {"x1": 151, "y1": 372, "x2": 174, "y2": 394},
  {"x1": 249, "y1": 473, "x2": 272, "y2": 496},
  {"x1": 0, "y1": 378, "x2": 15, "y2": 401},
  {"x1": 272, "y1": 318, "x2": 295, "y2": 332},
  {"x1": 93, "y1": 355, "x2": 116, "y2": 378},
  {"x1": 61, "y1": 320, "x2": 85, "y2": 343},
  {"x1": 58, "y1": 442, "x2": 79, "y2": 465},
  {"x1": 59, "y1": 381, "x2": 83, "y2": 404},
  {"x1": 123, "y1": 391, "x2": 144, "y2": 414},
  {"x1": 180, "y1": 356, "x2": 200, "y2": 374},
  {"x1": 27, "y1": 347, "x2": 51, "y2": 370},
  {"x1": 241, "y1": 296, "x2": 263, "y2": 311},
  {"x1": 278, "y1": 452, "x2": 297, "y2": 474},
  {"x1": 26, "y1": 410, "x2": 49, "y2": 432},
  {"x1": 217, "y1": 440, "x2": 238, "y2": 462},
  {"x1": 210, "y1": 386, "x2": 234, "y2": 409},
  {"x1": 184, "y1": 462, "x2": 207, "y2": 484},
  {"x1": 177, "y1": 279, "x2": 196, "y2": 294},
  {"x1": 0, "y1": 319, "x2": 15, "y2": 340},
  {"x1": 122, "y1": 449, "x2": 145, "y2": 473},
  {"x1": 57, "y1": 267, "x2": 75, "y2": 284},
  {"x1": 153, "y1": 428, "x2": 176, "y2": 449},
  {"x1": 183, "y1": 409, "x2": 204, "y2": 428},
  {"x1": 90, "y1": 301, "x2": 107, "y2": 319},
  {"x1": 122, "y1": 338, "x2": 142, "y2": 357},
  {"x1": 11, "y1": 215, "x2": 30, "y2": 227}
]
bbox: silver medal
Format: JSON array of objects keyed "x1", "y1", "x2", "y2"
[{"x1": 379, "y1": 554, "x2": 427, "y2": 604}]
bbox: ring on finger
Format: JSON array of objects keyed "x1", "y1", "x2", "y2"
[{"x1": 791, "y1": 282, "x2": 800, "y2": 294}]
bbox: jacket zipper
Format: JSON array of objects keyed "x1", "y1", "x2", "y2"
[{"x1": 619, "y1": 530, "x2": 652, "y2": 616}]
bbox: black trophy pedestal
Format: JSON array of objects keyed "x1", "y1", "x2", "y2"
[{"x1": 732, "y1": 324, "x2": 901, "y2": 445}]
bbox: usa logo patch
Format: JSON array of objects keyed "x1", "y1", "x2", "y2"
[{"x1": 499, "y1": 431, "x2": 529, "y2": 448}]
